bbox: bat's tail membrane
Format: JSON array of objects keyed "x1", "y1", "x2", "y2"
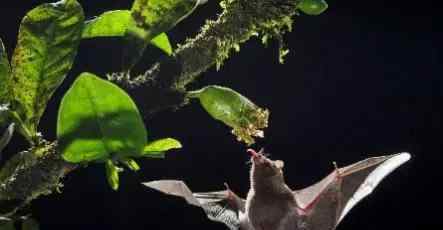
[{"x1": 337, "y1": 152, "x2": 411, "y2": 224}]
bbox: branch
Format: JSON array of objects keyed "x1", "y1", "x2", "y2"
[
  {"x1": 0, "y1": 0, "x2": 301, "y2": 216},
  {"x1": 109, "y1": 0, "x2": 299, "y2": 115}
]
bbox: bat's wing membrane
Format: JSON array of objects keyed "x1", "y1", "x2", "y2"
[
  {"x1": 143, "y1": 180, "x2": 245, "y2": 230},
  {"x1": 293, "y1": 153, "x2": 410, "y2": 230}
]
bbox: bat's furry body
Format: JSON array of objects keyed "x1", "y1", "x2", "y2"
[{"x1": 143, "y1": 149, "x2": 410, "y2": 230}]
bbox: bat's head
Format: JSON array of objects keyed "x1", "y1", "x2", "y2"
[{"x1": 247, "y1": 148, "x2": 285, "y2": 179}]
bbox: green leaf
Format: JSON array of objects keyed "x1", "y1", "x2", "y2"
[
  {"x1": 150, "y1": 33, "x2": 173, "y2": 56},
  {"x1": 142, "y1": 138, "x2": 182, "y2": 156},
  {"x1": 82, "y1": 10, "x2": 130, "y2": 38},
  {"x1": 124, "y1": 0, "x2": 205, "y2": 69},
  {"x1": 57, "y1": 72, "x2": 147, "y2": 163},
  {"x1": 0, "y1": 38, "x2": 11, "y2": 107},
  {"x1": 0, "y1": 39, "x2": 11, "y2": 126},
  {"x1": 105, "y1": 159, "x2": 120, "y2": 190},
  {"x1": 120, "y1": 158, "x2": 140, "y2": 171},
  {"x1": 22, "y1": 218, "x2": 39, "y2": 230},
  {"x1": 82, "y1": 10, "x2": 172, "y2": 55},
  {"x1": 10, "y1": 0, "x2": 84, "y2": 140},
  {"x1": 0, "y1": 123, "x2": 15, "y2": 155},
  {"x1": 188, "y1": 86, "x2": 269, "y2": 145},
  {"x1": 298, "y1": 0, "x2": 328, "y2": 15}
]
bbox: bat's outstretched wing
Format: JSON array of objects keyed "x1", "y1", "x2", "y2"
[
  {"x1": 293, "y1": 152, "x2": 410, "y2": 230},
  {"x1": 143, "y1": 180, "x2": 246, "y2": 230}
]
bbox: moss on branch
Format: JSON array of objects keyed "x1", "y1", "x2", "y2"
[
  {"x1": 0, "y1": 141, "x2": 74, "y2": 216},
  {"x1": 109, "y1": 0, "x2": 300, "y2": 114},
  {"x1": 1, "y1": 0, "x2": 302, "y2": 215}
]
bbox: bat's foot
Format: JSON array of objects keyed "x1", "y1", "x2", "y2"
[
  {"x1": 333, "y1": 161, "x2": 342, "y2": 178},
  {"x1": 224, "y1": 182, "x2": 230, "y2": 191},
  {"x1": 224, "y1": 182, "x2": 234, "y2": 200}
]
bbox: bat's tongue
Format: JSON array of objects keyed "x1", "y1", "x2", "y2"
[{"x1": 247, "y1": 148, "x2": 259, "y2": 158}]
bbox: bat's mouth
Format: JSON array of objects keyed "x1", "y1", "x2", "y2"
[
  {"x1": 247, "y1": 148, "x2": 260, "y2": 158},
  {"x1": 247, "y1": 148, "x2": 267, "y2": 165}
]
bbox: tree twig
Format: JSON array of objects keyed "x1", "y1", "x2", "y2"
[{"x1": 0, "y1": 0, "x2": 301, "y2": 216}]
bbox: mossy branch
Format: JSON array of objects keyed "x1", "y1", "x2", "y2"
[
  {"x1": 108, "y1": 0, "x2": 299, "y2": 115},
  {"x1": 1, "y1": 0, "x2": 301, "y2": 216}
]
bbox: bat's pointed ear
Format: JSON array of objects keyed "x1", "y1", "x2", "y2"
[{"x1": 275, "y1": 160, "x2": 284, "y2": 169}]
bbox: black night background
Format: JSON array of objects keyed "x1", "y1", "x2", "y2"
[{"x1": 0, "y1": 0, "x2": 441, "y2": 229}]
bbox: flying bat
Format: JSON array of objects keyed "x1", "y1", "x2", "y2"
[{"x1": 143, "y1": 149, "x2": 410, "y2": 230}]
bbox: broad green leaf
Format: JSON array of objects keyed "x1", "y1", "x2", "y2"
[
  {"x1": 57, "y1": 72, "x2": 147, "y2": 163},
  {"x1": 124, "y1": 0, "x2": 205, "y2": 69},
  {"x1": 22, "y1": 218, "x2": 39, "y2": 230},
  {"x1": 82, "y1": 10, "x2": 172, "y2": 55},
  {"x1": 142, "y1": 138, "x2": 182, "y2": 156},
  {"x1": 188, "y1": 86, "x2": 269, "y2": 145},
  {"x1": 10, "y1": 0, "x2": 84, "y2": 139},
  {"x1": 105, "y1": 159, "x2": 120, "y2": 190},
  {"x1": 298, "y1": 0, "x2": 328, "y2": 15},
  {"x1": 0, "y1": 39, "x2": 11, "y2": 126},
  {"x1": 0, "y1": 38, "x2": 11, "y2": 106},
  {"x1": 120, "y1": 158, "x2": 140, "y2": 171},
  {"x1": 0, "y1": 123, "x2": 14, "y2": 155}
]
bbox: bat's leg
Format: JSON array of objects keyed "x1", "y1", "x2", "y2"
[
  {"x1": 224, "y1": 182, "x2": 233, "y2": 199},
  {"x1": 224, "y1": 182, "x2": 238, "y2": 206},
  {"x1": 333, "y1": 161, "x2": 344, "y2": 180}
]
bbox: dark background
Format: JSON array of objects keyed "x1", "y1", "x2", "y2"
[{"x1": 1, "y1": 0, "x2": 441, "y2": 229}]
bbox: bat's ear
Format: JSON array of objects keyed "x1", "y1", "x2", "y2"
[{"x1": 275, "y1": 160, "x2": 284, "y2": 169}]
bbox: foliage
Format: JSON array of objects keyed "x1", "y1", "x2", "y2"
[
  {"x1": 0, "y1": 39, "x2": 11, "y2": 126},
  {"x1": 124, "y1": 0, "x2": 205, "y2": 69},
  {"x1": 82, "y1": 10, "x2": 172, "y2": 55},
  {"x1": 57, "y1": 73, "x2": 148, "y2": 163},
  {"x1": 1, "y1": 0, "x2": 84, "y2": 143},
  {"x1": 0, "y1": 0, "x2": 329, "y2": 226},
  {"x1": 0, "y1": 123, "x2": 14, "y2": 156},
  {"x1": 57, "y1": 73, "x2": 181, "y2": 189},
  {"x1": 298, "y1": 0, "x2": 328, "y2": 15},
  {"x1": 188, "y1": 86, "x2": 269, "y2": 145}
]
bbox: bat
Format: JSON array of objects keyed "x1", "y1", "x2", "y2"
[{"x1": 143, "y1": 149, "x2": 410, "y2": 230}]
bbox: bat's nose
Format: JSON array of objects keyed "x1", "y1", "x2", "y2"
[{"x1": 247, "y1": 148, "x2": 259, "y2": 158}]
